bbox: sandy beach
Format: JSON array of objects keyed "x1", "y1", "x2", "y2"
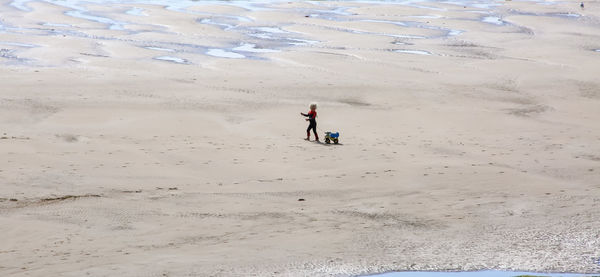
[{"x1": 1, "y1": 0, "x2": 600, "y2": 276}]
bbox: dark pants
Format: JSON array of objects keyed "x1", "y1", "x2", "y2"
[{"x1": 307, "y1": 121, "x2": 318, "y2": 138}]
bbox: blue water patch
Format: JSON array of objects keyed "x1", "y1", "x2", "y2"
[
  {"x1": 395, "y1": 49, "x2": 432, "y2": 55},
  {"x1": 357, "y1": 18, "x2": 462, "y2": 39},
  {"x1": 367, "y1": 271, "x2": 600, "y2": 277},
  {"x1": 125, "y1": 7, "x2": 147, "y2": 16},
  {"x1": 198, "y1": 17, "x2": 238, "y2": 30},
  {"x1": 154, "y1": 56, "x2": 188, "y2": 64},
  {"x1": 65, "y1": 10, "x2": 127, "y2": 30},
  {"x1": 360, "y1": 19, "x2": 409, "y2": 27},
  {"x1": 9, "y1": 0, "x2": 31, "y2": 11},
  {"x1": 232, "y1": 43, "x2": 280, "y2": 53},
  {"x1": 0, "y1": 41, "x2": 38, "y2": 47},
  {"x1": 482, "y1": 16, "x2": 505, "y2": 25},
  {"x1": 145, "y1": 46, "x2": 176, "y2": 52},
  {"x1": 42, "y1": 22, "x2": 72, "y2": 27},
  {"x1": 507, "y1": 10, "x2": 583, "y2": 19},
  {"x1": 205, "y1": 48, "x2": 245, "y2": 59},
  {"x1": 551, "y1": 13, "x2": 581, "y2": 18},
  {"x1": 296, "y1": 7, "x2": 352, "y2": 21}
]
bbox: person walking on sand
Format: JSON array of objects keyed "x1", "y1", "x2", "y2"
[{"x1": 301, "y1": 103, "x2": 319, "y2": 142}]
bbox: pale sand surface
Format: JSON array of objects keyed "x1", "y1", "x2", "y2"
[{"x1": 1, "y1": 0, "x2": 600, "y2": 276}]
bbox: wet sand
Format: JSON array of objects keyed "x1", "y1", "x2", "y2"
[{"x1": 1, "y1": 0, "x2": 600, "y2": 276}]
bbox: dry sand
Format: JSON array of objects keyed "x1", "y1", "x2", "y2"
[{"x1": 1, "y1": 0, "x2": 600, "y2": 276}]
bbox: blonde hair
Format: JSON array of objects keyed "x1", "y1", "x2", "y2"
[{"x1": 309, "y1": 103, "x2": 317, "y2": 109}]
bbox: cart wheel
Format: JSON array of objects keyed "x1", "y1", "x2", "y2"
[
  {"x1": 325, "y1": 138, "x2": 331, "y2": 144},
  {"x1": 333, "y1": 139, "x2": 339, "y2": 144}
]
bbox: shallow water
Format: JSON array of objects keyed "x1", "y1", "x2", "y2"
[
  {"x1": 42, "y1": 22, "x2": 72, "y2": 27},
  {"x1": 206, "y1": 49, "x2": 245, "y2": 59},
  {"x1": 233, "y1": 43, "x2": 280, "y2": 53},
  {"x1": 125, "y1": 7, "x2": 147, "y2": 16},
  {"x1": 0, "y1": 0, "x2": 581, "y2": 66},
  {"x1": 395, "y1": 49, "x2": 433, "y2": 55},
  {"x1": 0, "y1": 41, "x2": 38, "y2": 47},
  {"x1": 154, "y1": 56, "x2": 188, "y2": 64},
  {"x1": 145, "y1": 46, "x2": 176, "y2": 52},
  {"x1": 482, "y1": 16, "x2": 504, "y2": 25},
  {"x1": 369, "y1": 270, "x2": 600, "y2": 277}
]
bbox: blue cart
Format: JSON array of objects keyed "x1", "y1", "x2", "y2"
[{"x1": 324, "y1": 132, "x2": 339, "y2": 144}]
